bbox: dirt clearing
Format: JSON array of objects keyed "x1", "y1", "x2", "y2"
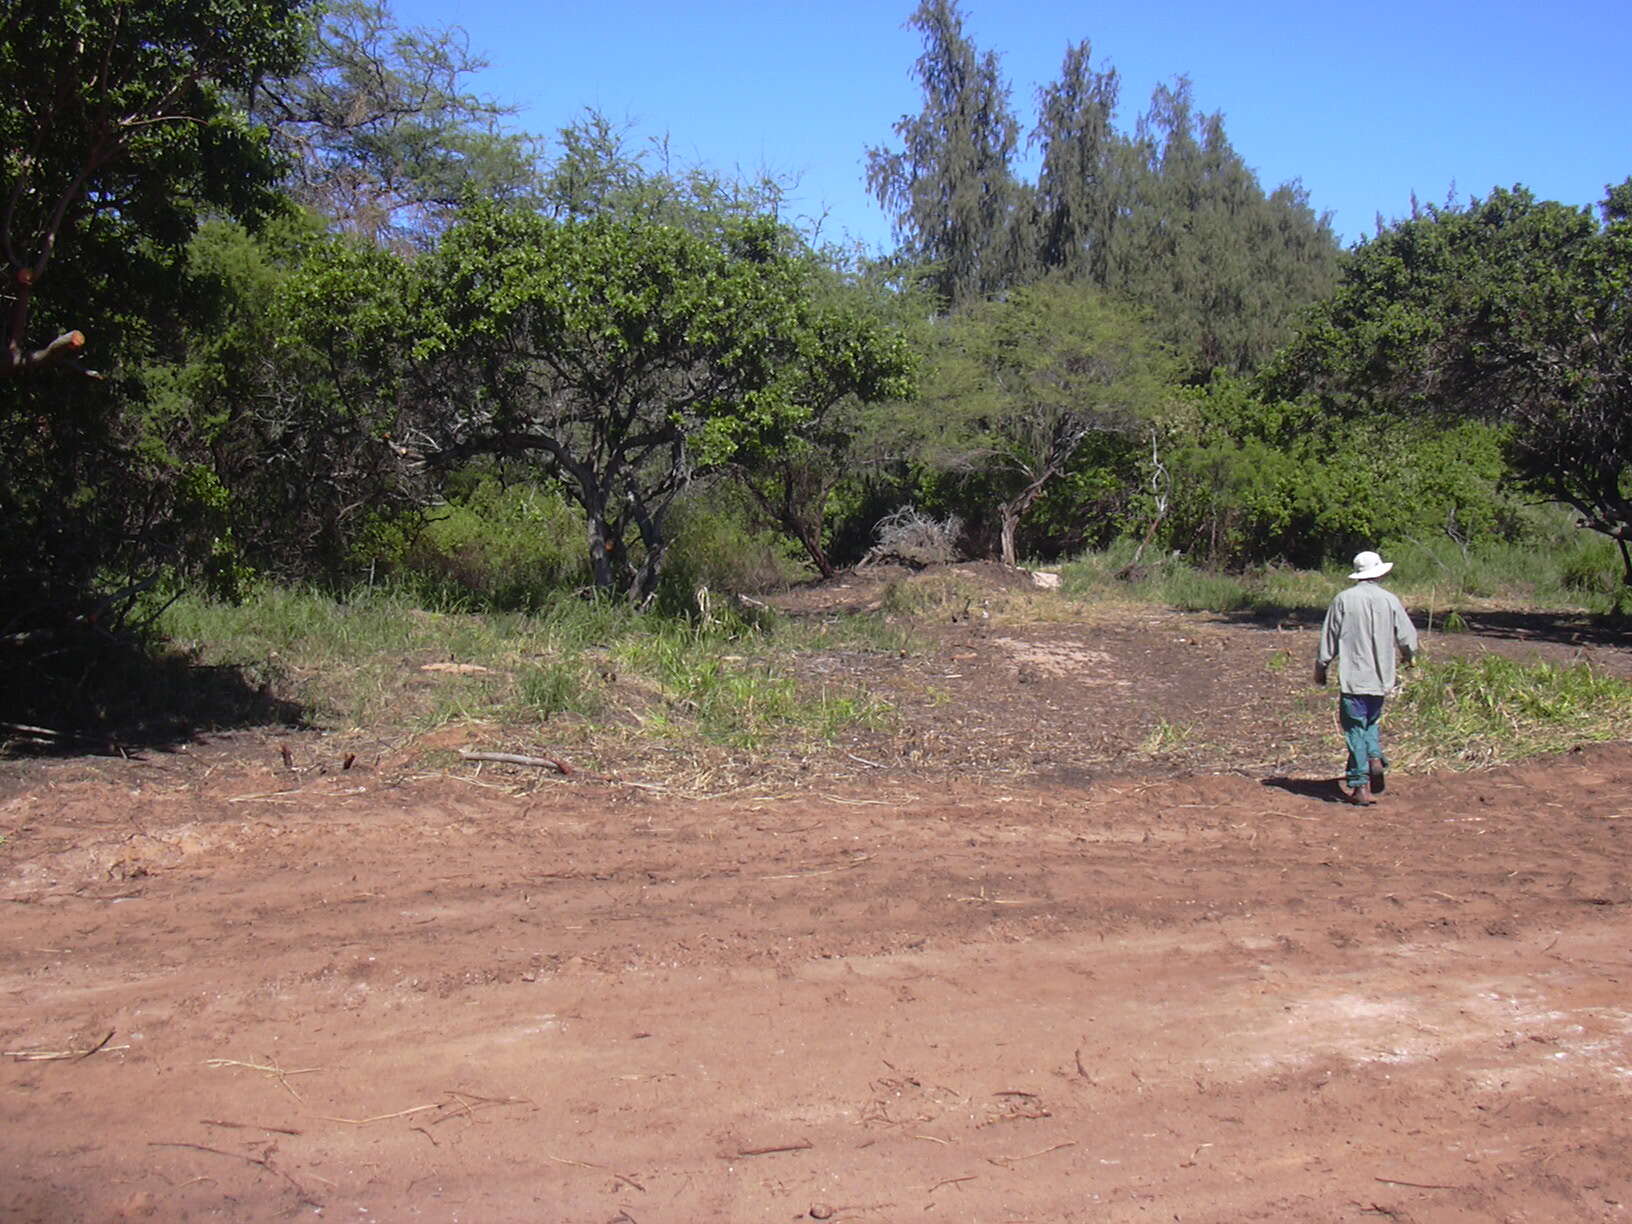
[{"x1": 3, "y1": 599, "x2": 1630, "y2": 1222}]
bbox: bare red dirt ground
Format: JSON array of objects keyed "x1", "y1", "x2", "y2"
[{"x1": 4, "y1": 596, "x2": 1631, "y2": 1223}]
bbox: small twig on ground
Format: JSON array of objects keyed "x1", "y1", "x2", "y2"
[
  {"x1": 75, "y1": 1030, "x2": 116, "y2": 1061},
  {"x1": 987, "y1": 1141, "x2": 1076, "y2": 1167},
  {"x1": 926, "y1": 1175, "x2": 978, "y2": 1193},
  {"x1": 733, "y1": 1140, "x2": 814, "y2": 1157},
  {"x1": 202, "y1": 1119, "x2": 302, "y2": 1137},
  {"x1": 459, "y1": 749, "x2": 574, "y2": 775},
  {"x1": 761, "y1": 855, "x2": 873, "y2": 880},
  {"x1": 147, "y1": 1142, "x2": 316, "y2": 1203},
  {"x1": 846, "y1": 752, "x2": 886, "y2": 769},
  {"x1": 1374, "y1": 1176, "x2": 1461, "y2": 1190},
  {"x1": 5, "y1": 1032, "x2": 127, "y2": 1061},
  {"x1": 319, "y1": 1103, "x2": 442, "y2": 1126},
  {"x1": 547, "y1": 1154, "x2": 601, "y2": 1170},
  {"x1": 203, "y1": 1058, "x2": 320, "y2": 1104}
]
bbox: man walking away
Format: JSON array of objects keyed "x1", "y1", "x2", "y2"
[{"x1": 1315, "y1": 550, "x2": 1420, "y2": 805}]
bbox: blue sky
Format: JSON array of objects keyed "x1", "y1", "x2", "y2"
[{"x1": 391, "y1": 0, "x2": 1630, "y2": 252}]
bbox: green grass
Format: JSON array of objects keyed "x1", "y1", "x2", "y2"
[
  {"x1": 1392, "y1": 655, "x2": 1632, "y2": 769},
  {"x1": 1056, "y1": 547, "x2": 1330, "y2": 617},
  {"x1": 1054, "y1": 516, "x2": 1628, "y2": 621},
  {"x1": 154, "y1": 582, "x2": 897, "y2": 750}
]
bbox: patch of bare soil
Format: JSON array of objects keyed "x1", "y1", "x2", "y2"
[{"x1": 3, "y1": 600, "x2": 1631, "y2": 1222}]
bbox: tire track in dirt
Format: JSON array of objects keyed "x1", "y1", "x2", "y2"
[{"x1": 3, "y1": 748, "x2": 1631, "y2": 1221}]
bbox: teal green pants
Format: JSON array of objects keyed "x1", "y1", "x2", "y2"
[{"x1": 1339, "y1": 694, "x2": 1386, "y2": 789}]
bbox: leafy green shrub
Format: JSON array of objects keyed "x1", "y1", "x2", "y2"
[
  {"x1": 1165, "y1": 377, "x2": 1526, "y2": 570},
  {"x1": 401, "y1": 480, "x2": 588, "y2": 609},
  {"x1": 652, "y1": 487, "x2": 808, "y2": 613}
]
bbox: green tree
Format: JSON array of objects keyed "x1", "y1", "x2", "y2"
[
  {"x1": 141, "y1": 217, "x2": 423, "y2": 585},
  {"x1": 1111, "y1": 79, "x2": 1339, "y2": 376},
  {"x1": 728, "y1": 258, "x2": 922, "y2": 578},
  {"x1": 1028, "y1": 39, "x2": 1128, "y2": 288},
  {"x1": 923, "y1": 278, "x2": 1179, "y2": 565},
  {"x1": 1264, "y1": 182, "x2": 1632, "y2": 579},
  {"x1": 250, "y1": 0, "x2": 542, "y2": 247},
  {"x1": 2, "y1": 0, "x2": 308, "y2": 379},
  {"x1": 400, "y1": 202, "x2": 885, "y2": 600},
  {"x1": 541, "y1": 109, "x2": 790, "y2": 234},
  {"x1": 867, "y1": 0, "x2": 1024, "y2": 307},
  {"x1": 2, "y1": 0, "x2": 309, "y2": 642},
  {"x1": 869, "y1": 14, "x2": 1339, "y2": 371}
]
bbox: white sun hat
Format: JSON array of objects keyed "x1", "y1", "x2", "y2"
[{"x1": 1349, "y1": 550, "x2": 1393, "y2": 581}]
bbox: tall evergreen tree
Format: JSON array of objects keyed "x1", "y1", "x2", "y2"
[
  {"x1": 867, "y1": 0, "x2": 1023, "y2": 307},
  {"x1": 870, "y1": 10, "x2": 1341, "y2": 376},
  {"x1": 1111, "y1": 79, "x2": 1339, "y2": 376},
  {"x1": 1029, "y1": 39, "x2": 1126, "y2": 287}
]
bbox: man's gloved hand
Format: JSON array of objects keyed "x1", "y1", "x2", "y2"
[{"x1": 1313, "y1": 662, "x2": 1328, "y2": 687}]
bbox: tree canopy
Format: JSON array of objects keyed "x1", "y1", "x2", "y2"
[
  {"x1": 2, "y1": 0, "x2": 310, "y2": 378},
  {"x1": 921, "y1": 279, "x2": 1180, "y2": 565},
  {"x1": 383, "y1": 202, "x2": 911, "y2": 599},
  {"x1": 1263, "y1": 182, "x2": 1632, "y2": 576},
  {"x1": 866, "y1": 1, "x2": 1340, "y2": 375},
  {"x1": 866, "y1": 0, "x2": 1023, "y2": 308},
  {"x1": 250, "y1": 0, "x2": 542, "y2": 248}
]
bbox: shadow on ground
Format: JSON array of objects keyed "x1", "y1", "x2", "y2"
[
  {"x1": 1261, "y1": 775, "x2": 1348, "y2": 804},
  {"x1": 1453, "y1": 610, "x2": 1630, "y2": 649},
  {"x1": 1208, "y1": 606, "x2": 1629, "y2": 651},
  {"x1": 2, "y1": 634, "x2": 305, "y2": 757}
]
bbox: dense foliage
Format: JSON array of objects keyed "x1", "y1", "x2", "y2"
[
  {"x1": 2, "y1": 0, "x2": 1627, "y2": 738},
  {"x1": 868, "y1": 1, "x2": 1341, "y2": 375},
  {"x1": 1264, "y1": 183, "x2": 1632, "y2": 579}
]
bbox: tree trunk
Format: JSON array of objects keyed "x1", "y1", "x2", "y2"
[
  {"x1": 793, "y1": 519, "x2": 836, "y2": 581},
  {"x1": 996, "y1": 478, "x2": 1050, "y2": 568},
  {"x1": 628, "y1": 487, "x2": 675, "y2": 605},
  {"x1": 998, "y1": 507, "x2": 1022, "y2": 568},
  {"x1": 582, "y1": 485, "x2": 616, "y2": 591}
]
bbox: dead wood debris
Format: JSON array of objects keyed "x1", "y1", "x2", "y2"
[
  {"x1": 459, "y1": 749, "x2": 574, "y2": 775},
  {"x1": 5, "y1": 1030, "x2": 123, "y2": 1062}
]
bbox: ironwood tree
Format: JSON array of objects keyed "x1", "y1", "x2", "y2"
[{"x1": 867, "y1": 0, "x2": 1025, "y2": 308}]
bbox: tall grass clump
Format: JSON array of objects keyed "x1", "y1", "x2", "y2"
[
  {"x1": 1383, "y1": 507, "x2": 1627, "y2": 613},
  {"x1": 1056, "y1": 546, "x2": 1326, "y2": 617},
  {"x1": 154, "y1": 578, "x2": 897, "y2": 748},
  {"x1": 608, "y1": 620, "x2": 890, "y2": 747},
  {"x1": 1394, "y1": 655, "x2": 1632, "y2": 768},
  {"x1": 649, "y1": 488, "x2": 810, "y2": 615}
]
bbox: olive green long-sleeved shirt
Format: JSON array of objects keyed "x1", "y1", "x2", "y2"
[{"x1": 1317, "y1": 581, "x2": 1419, "y2": 696}]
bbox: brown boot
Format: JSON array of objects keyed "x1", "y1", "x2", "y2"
[
  {"x1": 1344, "y1": 783, "x2": 1375, "y2": 806},
  {"x1": 1368, "y1": 758, "x2": 1386, "y2": 795}
]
